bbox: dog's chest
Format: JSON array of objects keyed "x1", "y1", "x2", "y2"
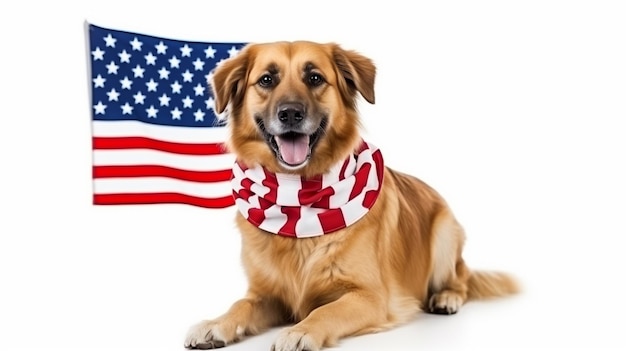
[{"x1": 239, "y1": 218, "x2": 349, "y2": 315}]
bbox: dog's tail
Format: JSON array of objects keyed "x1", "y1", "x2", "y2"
[{"x1": 466, "y1": 270, "x2": 520, "y2": 300}]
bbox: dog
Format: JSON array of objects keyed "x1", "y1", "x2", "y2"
[{"x1": 184, "y1": 41, "x2": 519, "y2": 351}]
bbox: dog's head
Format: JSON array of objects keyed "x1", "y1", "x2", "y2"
[{"x1": 211, "y1": 41, "x2": 375, "y2": 176}]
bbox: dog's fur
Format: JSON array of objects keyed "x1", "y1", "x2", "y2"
[{"x1": 185, "y1": 41, "x2": 518, "y2": 351}]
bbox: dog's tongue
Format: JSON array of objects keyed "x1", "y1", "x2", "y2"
[{"x1": 275, "y1": 134, "x2": 310, "y2": 165}]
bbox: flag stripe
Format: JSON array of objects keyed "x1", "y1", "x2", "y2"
[
  {"x1": 94, "y1": 193, "x2": 234, "y2": 208},
  {"x1": 93, "y1": 165, "x2": 232, "y2": 182},
  {"x1": 93, "y1": 149, "x2": 235, "y2": 172},
  {"x1": 93, "y1": 137, "x2": 226, "y2": 155},
  {"x1": 94, "y1": 177, "x2": 232, "y2": 198},
  {"x1": 92, "y1": 120, "x2": 230, "y2": 144}
]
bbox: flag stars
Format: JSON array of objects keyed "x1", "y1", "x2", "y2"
[
  {"x1": 93, "y1": 74, "x2": 106, "y2": 88},
  {"x1": 170, "y1": 81, "x2": 182, "y2": 94},
  {"x1": 205, "y1": 97, "x2": 215, "y2": 110},
  {"x1": 106, "y1": 61, "x2": 119, "y2": 74},
  {"x1": 228, "y1": 46, "x2": 240, "y2": 57},
  {"x1": 120, "y1": 76, "x2": 133, "y2": 90},
  {"x1": 194, "y1": 109, "x2": 205, "y2": 121},
  {"x1": 144, "y1": 52, "x2": 157, "y2": 65},
  {"x1": 93, "y1": 101, "x2": 107, "y2": 114},
  {"x1": 204, "y1": 45, "x2": 216, "y2": 58},
  {"x1": 155, "y1": 41, "x2": 168, "y2": 54},
  {"x1": 146, "y1": 79, "x2": 159, "y2": 92},
  {"x1": 192, "y1": 58, "x2": 205, "y2": 71},
  {"x1": 91, "y1": 47, "x2": 105, "y2": 60},
  {"x1": 146, "y1": 105, "x2": 159, "y2": 118},
  {"x1": 107, "y1": 88, "x2": 120, "y2": 101},
  {"x1": 182, "y1": 69, "x2": 194, "y2": 82},
  {"x1": 180, "y1": 44, "x2": 193, "y2": 57},
  {"x1": 169, "y1": 55, "x2": 181, "y2": 68},
  {"x1": 121, "y1": 102, "x2": 134, "y2": 115},
  {"x1": 132, "y1": 64, "x2": 145, "y2": 78},
  {"x1": 158, "y1": 93, "x2": 171, "y2": 106},
  {"x1": 104, "y1": 34, "x2": 117, "y2": 47},
  {"x1": 193, "y1": 83, "x2": 206, "y2": 96},
  {"x1": 158, "y1": 67, "x2": 170, "y2": 79},
  {"x1": 182, "y1": 95, "x2": 194, "y2": 108},
  {"x1": 118, "y1": 49, "x2": 131, "y2": 63},
  {"x1": 171, "y1": 107, "x2": 183, "y2": 120},
  {"x1": 133, "y1": 91, "x2": 146, "y2": 104},
  {"x1": 130, "y1": 37, "x2": 143, "y2": 51}
]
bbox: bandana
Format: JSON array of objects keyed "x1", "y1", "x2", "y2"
[{"x1": 231, "y1": 141, "x2": 384, "y2": 238}]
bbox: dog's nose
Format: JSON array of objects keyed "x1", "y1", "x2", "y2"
[{"x1": 277, "y1": 103, "x2": 305, "y2": 127}]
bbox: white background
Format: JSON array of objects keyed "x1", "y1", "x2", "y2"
[{"x1": 1, "y1": 0, "x2": 625, "y2": 350}]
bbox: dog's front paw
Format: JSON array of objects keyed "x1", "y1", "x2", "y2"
[
  {"x1": 184, "y1": 320, "x2": 231, "y2": 349},
  {"x1": 271, "y1": 328, "x2": 321, "y2": 351}
]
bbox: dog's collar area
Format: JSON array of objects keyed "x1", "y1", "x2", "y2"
[{"x1": 231, "y1": 140, "x2": 384, "y2": 238}]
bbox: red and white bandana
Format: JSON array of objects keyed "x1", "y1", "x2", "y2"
[{"x1": 231, "y1": 141, "x2": 384, "y2": 238}]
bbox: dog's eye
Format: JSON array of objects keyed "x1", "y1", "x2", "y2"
[
  {"x1": 307, "y1": 73, "x2": 324, "y2": 87},
  {"x1": 258, "y1": 74, "x2": 274, "y2": 88}
]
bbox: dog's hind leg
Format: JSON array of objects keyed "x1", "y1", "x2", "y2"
[{"x1": 426, "y1": 209, "x2": 470, "y2": 315}]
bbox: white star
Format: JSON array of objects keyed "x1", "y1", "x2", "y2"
[
  {"x1": 107, "y1": 88, "x2": 120, "y2": 101},
  {"x1": 121, "y1": 102, "x2": 134, "y2": 115},
  {"x1": 205, "y1": 97, "x2": 215, "y2": 110},
  {"x1": 228, "y1": 46, "x2": 240, "y2": 57},
  {"x1": 130, "y1": 37, "x2": 143, "y2": 51},
  {"x1": 91, "y1": 47, "x2": 105, "y2": 60},
  {"x1": 93, "y1": 101, "x2": 107, "y2": 114},
  {"x1": 146, "y1": 79, "x2": 158, "y2": 92},
  {"x1": 118, "y1": 50, "x2": 131, "y2": 63},
  {"x1": 144, "y1": 52, "x2": 157, "y2": 65},
  {"x1": 180, "y1": 44, "x2": 193, "y2": 57},
  {"x1": 182, "y1": 95, "x2": 194, "y2": 108},
  {"x1": 194, "y1": 108, "x2": 205, "y2": 121},
  {"x1": 120, "y1": 76, "x2": 133, "y2": 90},
  {"x1": 169, "y1": 55, "x2": 181, "y2": 68},
  {"x1": 182, "y1": 70, "x2": 194, "y2": 82},
  {"x1": 155, "y1": 41, "x2": 168, "y2": 54},
  {"x1": 132, "y1": 64, "x2": 145, "y2": 78},
  {"x1": 193, "y1": 83, "x2": 206, "y2": 96},
  {"x1": 106, "y1": 61, "x2": 119, "y2": 74},
  {"x1": 146, "y1": 105, "x2": 159, "y2": 118},
  {"x1": 158, "y1": 93, "x2": 171, "y2": 106},
  {"x1": 104, "y1": 34, "x2": 117, "y2": 47},
  {"x1": 204, "y1": 45, "x2": 216, "y2": 58},
  {"x1": 133, "y1": 91, "x2": 146, "y2": 104},
  {"x1": 171, "y1": 81, "x2": 182, "y2": 94},
  {"x1": 158, "y1": 67, "x2": 170, "y2": 79},
  {"x1": 93, "y1": 74, "x2": 106, "y2": 88},
  {"x1": 192, "y1": 58, "x2": 205, "y2": 71},
  {"x1": 171, "y1": 107, "x2": 183, "y2": 120}
]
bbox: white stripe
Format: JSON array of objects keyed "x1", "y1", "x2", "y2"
[
  {"x1": 93, "y1": 149, "x2": 235, "y2": 172},
  {"x1": 92, "y1": 120, "x2": 229, "y2": 144},
  {"x1": 259, "y1": 205, "x2": 288, "y2": 235},
  {"x1": 94, "y1": 177, "x2": 232, "y2": 198},
  {"x1": 295, "y1": 207, "x2": 325, "y2": 238}
]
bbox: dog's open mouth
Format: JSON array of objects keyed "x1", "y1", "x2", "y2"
[{"x1": 257, "y1": 119, "x2": 327, "y2": 169}]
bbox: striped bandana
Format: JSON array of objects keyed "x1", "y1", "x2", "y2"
[{"x1": 231, "y1": 141, "x2": 384, "y2": 238}]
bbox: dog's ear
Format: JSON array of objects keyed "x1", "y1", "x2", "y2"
[
  {"x1": 332, "y1": 44, "x2": 376, "y2": 105},
  {"x1": 210, "y1": 46, "x2": 250, "y2": 114}
]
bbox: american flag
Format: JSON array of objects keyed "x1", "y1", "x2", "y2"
[{"x1": 88, "y1": 24, "x2": 246, "y2": 208}]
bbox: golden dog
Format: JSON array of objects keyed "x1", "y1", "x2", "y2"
[{"x1": 185, "y1": 41, "x2": 518, "y2": 351}]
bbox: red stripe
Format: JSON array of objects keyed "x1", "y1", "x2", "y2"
[
  {"x1": 94, "y1": 193, "x2": 234, "y2": 208},
  {"x1": 93, "y1": 165, "x2": 232, "y2": 182},
  {"x1": 93, "y1": 137, "x2": 227, "y2": 155}
]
